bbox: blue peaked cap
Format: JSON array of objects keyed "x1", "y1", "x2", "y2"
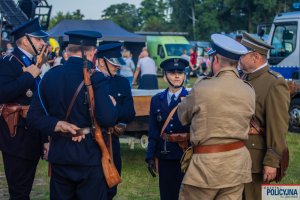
[
  {"x1": 64, "y1": 30, "x2": 102, "y2": 46},
  {"x1": 11, "y1": 18, "x2": 49, "y2": 40},
  {"x1": 96, "y1": 42, "x2": 125, "y2": 66},
  {"x1": 160, "y1": 58, "x2": 189, "y2": 72}
]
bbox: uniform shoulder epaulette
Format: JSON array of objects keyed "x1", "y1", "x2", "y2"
[
  {"x1": 243, "y1": 80, "x2": 254, "y2": 90},
  {"x1": 268, "y1": 69, "x2": 283, "y2": 79},
  {"x1": 194, "y1": 75, "x2": 211, "y2": 85}
]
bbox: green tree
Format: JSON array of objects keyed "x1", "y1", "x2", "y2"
[
  {"x1": 48, "y1": 9, "x2": 85, "y2": 30},
  {"x1": 102, "y1": 3, "x2": 140, "y2": 32},
  {"x1": 168, "y1": 0, "x2": 294, "y2": 40},
  {"x1": 139, "y1": 0, "x2": 169, "y2": 31}
]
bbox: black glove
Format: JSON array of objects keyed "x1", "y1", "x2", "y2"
[{"x1": 147, "y1": 159, "x2": 156, "y2": 177}]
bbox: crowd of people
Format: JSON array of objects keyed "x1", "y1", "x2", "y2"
[{"x1": 0, "y1": 17, "x2": 290, "y2": 200}]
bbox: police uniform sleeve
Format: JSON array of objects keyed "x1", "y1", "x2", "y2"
[
  {"x1": 92, "y1": 72, "x2": 118, "y2": 127},
  {"x1": 115, "y1": 78, "x2": 135, "y2": 123},
  {"x1": 177, "y1": 87, "x2": 198, "y2": 126},
  {"x1": 26, "y1": 78, "x2": 59, "y2": 137},
  {"x1": 145, "y1": 96, "x2": 160, "y2": 161},
  {"x1": 0, "y1": 58, "x2": 35, "y2": 102},
  {"x1": 263, "y1": 78, "x2": 290, "y2": 168}
]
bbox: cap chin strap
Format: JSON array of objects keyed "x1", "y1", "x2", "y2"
[
  {"x1": 25, "y1": 34, "x2": 39, "y2": 56},
  {"x1": 165, "y1": 72, "x2": 183, "y2": 89},
  {"x1": 104, "y1": 59, "x2": 112, "y2": 76},
  {"x1": 210, "y1": 56, "x2": 216, "y2": 76}
]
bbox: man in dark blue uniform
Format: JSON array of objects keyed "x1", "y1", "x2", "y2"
[
  {"x1": 26, "y1": 30, "x2": 118, "y2": 200},
  {"x1": 95, "y1": 43, "x2": 135, "y2": 200},
  {"x1": 146, "y1": 58, "x2": 190, "y2": 200},
  {"x1": 0, "y1": 18, "x2": 48, "y2": 200}
]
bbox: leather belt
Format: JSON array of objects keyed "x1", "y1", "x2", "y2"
[
  {"x1": 61, "y1": 127, "x2": 92, "y2": 137},
  {"x1": 248, "y1": 127, "x2": 265, "y2": 135},
  {"x1": 193, "y1": 141, "x2": 244, "y2": 154},
  {"x1": 161, "y1": 132, "x2": 189, "y2": 142}
]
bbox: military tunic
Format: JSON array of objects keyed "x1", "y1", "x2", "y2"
[
  {"x1": 27, "y1": 57, "x2": 118, "y2": 199},
  {"x1": 107, "y1": 75, "x2": 135, "y2": 200},
  {"x1": 0, "y1": 48, "x2": 45, "y2": 199},
  {"x1": 146, "y1": 87, "x2": 189, "y2": 200},
  {"x1": 243, "y1": 65, "x2": 290, "y2": 200},
  {"x1": 177, "y1": 67, "x2": 255, "y2": 192}
]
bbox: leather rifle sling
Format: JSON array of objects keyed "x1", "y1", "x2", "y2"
[{"x1": 160, "y1": 106, "x2": 178, "y2": 136}]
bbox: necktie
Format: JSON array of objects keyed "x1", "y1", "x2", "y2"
[{"x1": 169, "y1": 94, "x2": 177, "y2": 108}]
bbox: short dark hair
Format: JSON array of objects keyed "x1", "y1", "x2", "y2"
[{"x1": 66, "y1": 44, "x2": 95, "y2": 54}]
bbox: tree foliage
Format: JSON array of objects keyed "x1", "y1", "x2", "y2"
[
  {"x1": 102, "y1": 3, "x2": 140, "y2": 32},
  {"x1": 48, "y1": 9, "x2": 84, "y2": 30},
  {"x1": 49, "y1": 1, "x2": 296, "y2": 40}
]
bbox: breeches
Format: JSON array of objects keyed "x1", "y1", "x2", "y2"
[{"x1": 179, "y1": 183, "x2": 244, "y2": 200}]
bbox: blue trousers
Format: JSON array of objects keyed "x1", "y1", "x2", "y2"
[
  {"x1": 158, "y1": 158, "x2": 184, "y2": 200},
  {"x1": 2, "y1": 152, "x2": 39, "y2": 200},
  {"x1": 50, "y1": 164, "x2": 107, "y2": 200}
]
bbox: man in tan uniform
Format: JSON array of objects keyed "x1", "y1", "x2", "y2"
[
  {"x1": 240, "y1": 32, "x2": 290, "y2": 200},
  {"x1": 177, "y1": 34, "x2": 255, "y2": 200}
]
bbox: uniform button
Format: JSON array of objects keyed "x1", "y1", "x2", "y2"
[
  {"x1": 170, "y1": 131, "x2": 173, "y2": 133},
  {"x1": 117, "y1": 93, "x2": 121, "y2": 96},
  {"x1": 170, "y1": 124, "x2": 173, "y2": 127},
  {"x1": 252, "y1": 143, "x2": 255, "y2": 147}
]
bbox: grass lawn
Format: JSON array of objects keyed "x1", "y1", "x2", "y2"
[
  {"x1": 0, "y1": 133, "x2": 300, "y2": 200},
  {"x1": 0, "y1": 77, "x2": 299, "y2": 199}
]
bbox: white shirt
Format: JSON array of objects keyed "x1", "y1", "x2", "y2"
[
  {"x1": 252, "y1": 62, "x2": 268, "y2": 73},
  {"x1": 120, "y1": 57, "x2": 135, "y2": 77},
  {"x1": 137, "y1": 57, "x2": 157, "y2": 77},
  {"x1": 18, "y1": 47, "x2": 33, "y2": 60},
  {"x1": 167, "y1": 88, "x2": 182, "y2": 105}
]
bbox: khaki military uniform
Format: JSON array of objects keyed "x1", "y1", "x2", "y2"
[
  {"x1": 178, "y1": 67, "x2": 255, "y2": 200},
  {"x1": 243, "y1": 65, "x2": 290, "y2": 200}
]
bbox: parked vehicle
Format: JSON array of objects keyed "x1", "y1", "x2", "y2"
[
  {"x1": 146, "y1": 35, "x2": 190, "y2": 72},
  {"x1": 263, "y1": 7, "x2": 300, "y2": 132}
]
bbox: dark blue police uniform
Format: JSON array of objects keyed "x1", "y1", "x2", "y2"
[
  {"x1": 27, "y1": 31, "x2": 118, "y2": 200},
  {"x1": 0, "y1": 18, "x2": 48, "y2": 200},
  {"x1": 108, "y1": 75, "x2": 135, "y2": 199},
  {"x1": 146, "y1": 58, "x2": 190, "y2": 200},
  {"x1": 96, "y1": 43, "x2": 135, "y2": 199}
]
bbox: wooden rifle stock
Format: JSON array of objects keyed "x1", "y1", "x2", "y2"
[
  {"x1": 36, "y1": 45, "x2": 48, "y2": 69},
  {"x1": 83, "y1": 66, "x2": 121, "y2": 188}
]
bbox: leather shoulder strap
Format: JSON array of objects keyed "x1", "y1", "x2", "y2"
[
  {"x1": 160, "y1": 105, "x2": 178, "y2": 136},
  {"x1": 10, "y1": 54, "x2": 26, "y2": 68},
  {"x1": 65, "y1": 80, "x2": 85, "y2": 120}
]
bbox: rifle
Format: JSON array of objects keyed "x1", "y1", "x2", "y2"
[
  {"x1": 35, "y1": 45, "x2": 48, "y2": 69},
  {"x1": 82, "y1": 51, "x2": 121, "y2": 188}
]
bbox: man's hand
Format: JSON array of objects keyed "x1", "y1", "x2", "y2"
[
  {"x1": 109, "y1": 95, "x2": 116, "y2": 106},
  {"x1": 22, "y1": 64, "x2": 42, "y2": 78},
  {"x1": 147, "y1": 159, "x2": 156, "y2": 177},
  {"x1": 71, "y1": 135, "x2": 85, "y2": 142},
  {"x1": 113, "y1": 123, "x2": 127, "y2": 136},
  {"x1": 43, "y1": 142, "x2": 49, "y2": 160},
  {"x1": 54, "y1": 121, "x2": 85, "y2": 142},
  {"x1": 55, "y1": 121, "x2": 80, "y2": 134},
  {"x1": 263, "y1": 166, "x2": 277, "y2": 182}
]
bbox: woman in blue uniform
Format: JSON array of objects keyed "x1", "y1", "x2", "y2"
[{"x1": 146, "y1": 58, "x2": 190, "y2": 200}]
